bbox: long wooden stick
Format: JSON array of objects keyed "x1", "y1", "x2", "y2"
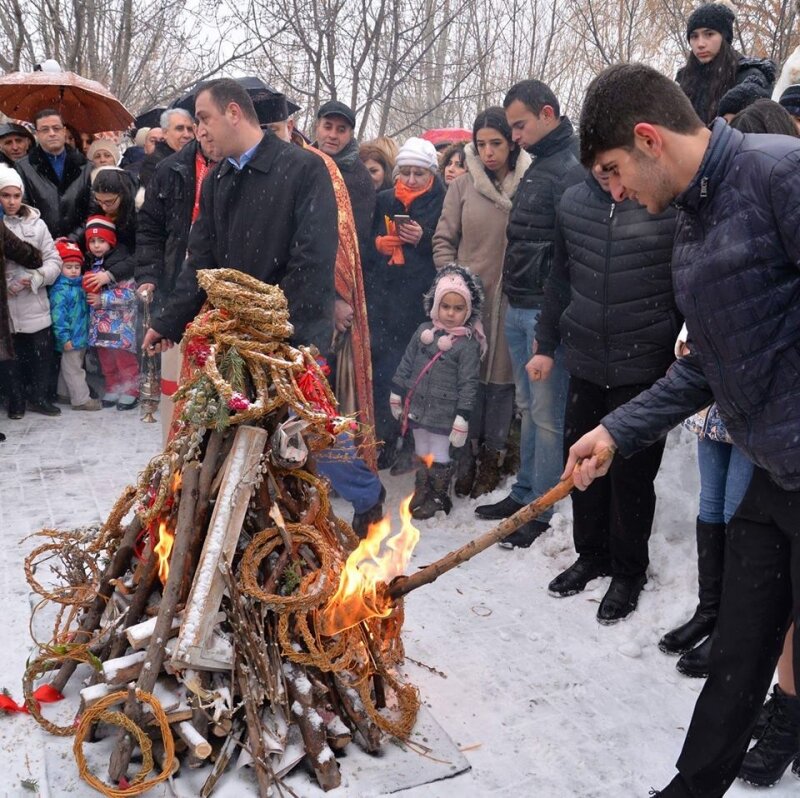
[
  {"x1": 386, "y1": 450, "x2": 613, "y2": 602},
  {"x1": 108, "y1": 461, "x2": 201, "y2": 782}
]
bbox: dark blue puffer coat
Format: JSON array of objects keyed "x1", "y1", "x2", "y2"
[{"x1": 603, "y1": 119, "x2": 800, "y2": 490}]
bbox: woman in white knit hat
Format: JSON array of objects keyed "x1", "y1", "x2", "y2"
[
  {"x1": 0, "y1": 164, "x2": 62, "y2": 418},
  {"x1": 368, "y1": 135, "x2": 446, "y2": 472}
]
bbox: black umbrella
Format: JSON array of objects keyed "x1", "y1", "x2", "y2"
[
  {"x1": 134, "y1": 106, "x2": 166, "y2": 130},
  {"x1": 171, "y1": 77, "x2": 301, "y2": 123}
]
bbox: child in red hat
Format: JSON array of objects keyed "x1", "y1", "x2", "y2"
[
  {"x1": 50, "y1": 240, "x2": 99, "y2": 410},
  {"x1": 83, "y1": 215, "x2": 139, "y2": 410}
]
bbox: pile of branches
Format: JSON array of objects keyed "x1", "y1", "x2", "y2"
[{"x1": 20, "y1": 270, "x2": 419, "y2": 797}]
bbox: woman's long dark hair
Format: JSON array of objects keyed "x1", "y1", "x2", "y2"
[
  {"x1": 90, "y1": 167, "x2": 136, "y2": 234},
  {"x1": 472, "y1": 106, "x2": 520, "y2": 175},
  {"x1": 677, "y1": 37, "x2": 740, "y2": 124}
]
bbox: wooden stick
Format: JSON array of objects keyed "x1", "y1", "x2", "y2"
[
  {"x1": 285, "y1": 662, "x2": 341, "y2": 791},
  {"x1": 108, "y1": 461, "x2": 201, "y2": 782},
  {"x1": 50, "y1": 517, "x2": 142, "y2": 694},
  {"x1": 200, "y1": 722, "x2": 244, "y2": 798},
  {"x1": 237, "y1": 669, "x2": 274, "y2": 798},
  {"x1": 175, "y1": 721, "x2": 212, "y2": 760},
  {"x1": 387, "y1": 450, "x2": 613, "y2": 602}
]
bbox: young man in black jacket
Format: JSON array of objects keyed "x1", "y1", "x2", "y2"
[
  {"x1": 529, "y1": 171, "x2": 679, "y2": 622},
  {"x1": 567, "y1": 63, "x2": 800, "y2": 798},
  {"x1": 475, "y1": 80, "x2": 584, "y2": 547}
]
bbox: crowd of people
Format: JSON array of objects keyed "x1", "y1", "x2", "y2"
[{"x1": 0, "y1": 2, "x2": 799, "y2": 795}]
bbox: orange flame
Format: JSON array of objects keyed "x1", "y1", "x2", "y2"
[
  {"x1": 320, "y1": 496, "x2": 420, "y2": 636},
  {"x1": 154, "y1": 470, "x2": 182, "y2": 585},
  {"x1": 421, "y1": 453, "x2": 434, "y2": 468},
  {"x1": 154, "y1": 519, "x2": 174, "y2": 585}
]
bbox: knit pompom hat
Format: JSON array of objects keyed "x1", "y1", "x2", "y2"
[
  {"x1": 0, "y1": 164, "x2": 23, "y2": 193},
  {"x1": 393, "y1": 136, "x2": 439, "y2": 178},
  {"x1": 686, "y1": 3, "x2": 736, "y2": 44},
  {"x1": 421, "y1": 264, "x2": 486, "y2": 354},
  {"x1": 56, "y1": 239, "x2": 84, "y2": 265},
  {"x1": 85, "y1": 215, "x2": 117, "y2": 248}
]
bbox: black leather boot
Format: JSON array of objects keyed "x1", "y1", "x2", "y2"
[
  {"x1": 739, "y1": 685, "x2": 800, "y2": 787},
  {"x1": 675, "y1": 634, "x2": 713, "y2": 678},
  {"x1": 659, "y1": 519, "x2": 725, "y2": 654},
  {"x1": 412, "y1": 462, "x2": 453, "y2": 520}
]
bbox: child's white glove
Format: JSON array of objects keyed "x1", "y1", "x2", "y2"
[
  {"x1": 449, "y1": 415, "x2": 469, "y2": 448},
  {"x1": 27, "y1": 269, "x2": 44, "y2": 294},
  {"x1": 389, "y1": 393, "x2": 403, "y2": 420}
]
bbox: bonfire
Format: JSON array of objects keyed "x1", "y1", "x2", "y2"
[{"x1": 17, "y1": 270, "x2": 421, "y2": 796}]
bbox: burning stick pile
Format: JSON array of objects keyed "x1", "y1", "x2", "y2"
[{"x1": 20, "y1": 269, "x2": 420, "y2": 796}]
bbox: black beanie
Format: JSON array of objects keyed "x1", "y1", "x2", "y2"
[
  {"x1": 686, "y1": 3, "x2": 736, "y2": 45},
  {"x1": 779, "y1": 84, "x2": 800, "y2": 117}
]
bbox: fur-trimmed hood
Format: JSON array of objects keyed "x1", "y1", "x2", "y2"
[
  {"x1": 463, "y1": 142, "x2": 531, "y2": 211},
  {"x1": 423, "y1": 263, "x2": 484, "y2": 328}
]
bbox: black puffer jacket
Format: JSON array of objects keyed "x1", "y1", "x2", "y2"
[
  {"x1": 536, "y1": 176, "x2": 680, "y2": 387},
  {"x1": 15, "y1": 145, "x2": 92, "y2": 240},
  {"x1": 603, "y1": 120, "x2": 800, "y2": 490},
  {"x1": 152, "y1": 131, "x2": 337, "y2": 352},
  {"x1": 503, "y1": 117, "x2": 585, "y2": 308},
  {"x1": 136, "y1": 141, "x2": 202, "y2": 314},
  {"x1": 138, "y1": 140, "x2": 178, "y2": 190}
]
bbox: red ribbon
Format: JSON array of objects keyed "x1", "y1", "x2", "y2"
[{"x1": 0, "y1": 684, "x2": 64, "y2": 714}]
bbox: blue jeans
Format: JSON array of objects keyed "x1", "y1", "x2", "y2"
[
  {"x1": 504, "y1": 305, "x2": 568, "y2": 520},
  {"x1": 696, "y1": 438, "x2": 754, "y2": 524},
  {"x1": 316, "y1": 433, "x2": 383, "y2": 514}
]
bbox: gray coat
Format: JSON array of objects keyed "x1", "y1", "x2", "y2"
[{"x1": 392, "y1": 322, "x2": 481, "y2": 432}]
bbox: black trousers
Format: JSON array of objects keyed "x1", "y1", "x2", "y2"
[
  {"x1": 5, "y1": 327, "x2": 54, "y2": 405},
  {"x1": 666, "y1": 467, "x2": 800, "y2": 797},
  {"x1": 564, "y1": 377, "x2": 666, "y2": 578}
]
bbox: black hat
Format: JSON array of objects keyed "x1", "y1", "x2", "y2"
[
  {"x1": 717, "y1": 82, "x2": 771, "y2": 117},
  {"x1": 686, "y1": 3, "x2": 736, "y2": 44},
  {"x1": 252, "y1": 92, "x2": 299, "y2": 125},
  {"x1": 779, "y1": 84, "x2": 800, "y2": 117},
  {"x1": 0, "y1": 122, "x2": 34, "y2": 143},
  {"x1": 316, "y1": 100, "x2": 356, "y2": 129}
]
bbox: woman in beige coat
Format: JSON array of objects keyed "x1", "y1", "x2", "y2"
[{"x1": 433, "y1": 107, "x2": 531, "y2": 497}]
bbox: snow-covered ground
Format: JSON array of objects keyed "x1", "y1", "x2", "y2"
[{"x1": 0, "y1": 409, "x2": 793, "y2": 796}]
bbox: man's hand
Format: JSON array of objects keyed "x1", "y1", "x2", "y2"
[
  {"x1": 137, "y1": 282, "x2": 156, "y2": 299},
  {"x1": 527, "y1": 354, "x2": 554, "y2": 382},
  {"x1": 87, "y1": 293, "x2": 101, "y2": 308},
  {"x1": 142, "y1": 327, "x2": 174, "y2": 355},
  {"x1": 562, "y1": 425, "x2": 617, "y2": 490},
  {"x1": 334, "y1": 298, "x2": 354, "y2": 333},
  {"x1": 63, "y1": 341, "x2": 73, "y2": 351}
]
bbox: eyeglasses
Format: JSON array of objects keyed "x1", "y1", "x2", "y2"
[
  {"x1": 94, "y1": 195, "x2": 120, "y2": 209},
  {"x1": 37, "y1": 125, "x2": 64, "y2": 134}
]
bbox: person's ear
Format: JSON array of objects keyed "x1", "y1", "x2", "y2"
[{"x1": 632, "y1": 122, "x2": 665, "y2": 158}]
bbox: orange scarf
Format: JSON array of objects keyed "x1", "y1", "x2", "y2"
[{"x1": 394, "y1": 175, "x2": 434, "y2": 210}]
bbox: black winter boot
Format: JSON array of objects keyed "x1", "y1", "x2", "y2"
[
  {"x1": 739, "y1": 685, "x2": 800, "y2": 787},
  {"x1": 675, "y1": 634, "x2": 712, "y2": 678},
  {"x1": 470, "y1": 446, "x2": 505, "y2": 498},
  {"x1": 659, "y1": 519, "x2": 725, "y2": 654},
  {"x1": 597, "y1": 574, "x2": 647, "y2": 625},
  {"x1": 412, "y1": 462, "x2": 453, "y2": 520},
  {"x1": 410, "y1": 462, "x2": 430, "y2": 514},
  {"x1": 453, "y1": 443, "x2": 477, "y2": 497}
]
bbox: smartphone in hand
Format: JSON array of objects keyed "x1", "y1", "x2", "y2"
[{"x1": 393, "y1": 214, "x2": 411, "y2": 227}]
